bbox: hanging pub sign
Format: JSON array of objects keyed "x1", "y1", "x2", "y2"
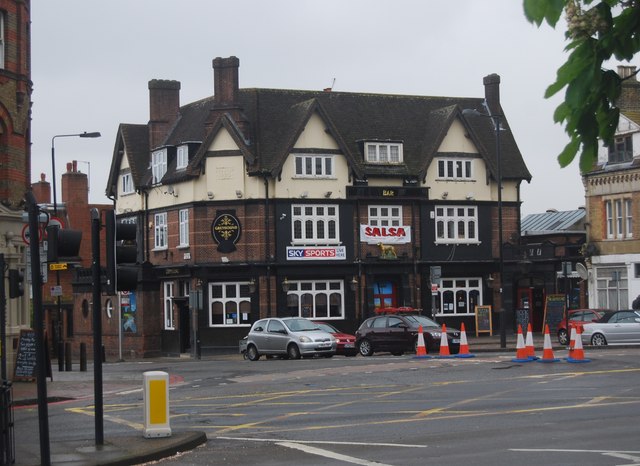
[
  {"x1": 360, "y1": 224, "x2": 411, "y2": 244},
  {"x1": 211, "y1": 210, "x2": 242, "y2": 253}
]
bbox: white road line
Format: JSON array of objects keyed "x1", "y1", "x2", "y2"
[
  {"x1": 512, "y1": 448, "x2": 640, "y2": 464},
  {"x1": 216, "y1": 436, "x2": 426, "y2": 448},
  {"x1": 115, "y1": 388, "x2": 142, "y2": 395},
  {"x1": 276, "y1": 441, "x2": 394, "y2": 466}
]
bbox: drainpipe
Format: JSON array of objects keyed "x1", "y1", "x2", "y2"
[{"x1": 262, "y1": 172, "x2": 272, "y2": 316}]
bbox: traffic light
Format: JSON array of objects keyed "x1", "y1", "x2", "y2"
[
  {"x1": 46, "y1": 225, "x2": 83, "y2": 262},
  {"x1": 8, "y1": 268, "x2": 24, "y2": 298},
  {"x1": 105, "y1": 210, "x2": 139, "y2": 293}
]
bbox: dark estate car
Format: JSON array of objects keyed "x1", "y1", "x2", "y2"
[{"x1": 355, "y1": 313, "x2": 460, "y2": 356}]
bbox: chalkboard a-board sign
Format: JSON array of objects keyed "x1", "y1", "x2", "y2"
[
  {"x1": 474, "y1": 305, "x2": 492, "y2": 336},
  {"x1": 516, "y1": 309, "x2": 530, "y2": 332},
  {"x1": 14, "y1": 329, "x2": 52, "y2": 381},
  {"x1": 543, "y1": 294, "x2": 566, "y2": 334}
]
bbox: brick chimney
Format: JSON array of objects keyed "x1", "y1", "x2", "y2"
[
  {"x1": 206, "y1": 56, "x2": 250, "y2": 138},
  {"x1": 616, "y1": 65, "x2": 640, "y2": 112},
  {"x1": 32, "y1": 173, "x2": 51, "y2": 204},
  {"x1": 483, "y1": 73, "x2": 501, "y2": 115},
  {"x1": 148, "y1": 79, "x2": 181, "y2": 150}
]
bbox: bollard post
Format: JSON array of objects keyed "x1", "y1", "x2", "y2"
[
  {"x1": 143, "y1": 371, "x2": 171, "y2": 438},
  {"x1": 79, "y1": 343, "x2": 87, "y2": 372},
  {"x1": 65, "y1": 342, "x2": 72, "y2": 371}
]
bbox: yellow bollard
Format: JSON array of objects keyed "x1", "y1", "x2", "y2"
[{"x1": 143, "y1": 371, "x2": 172, "y2": 438}]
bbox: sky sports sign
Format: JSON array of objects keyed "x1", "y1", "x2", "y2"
[{"x1": 286, "y1": 246, "x2": 346, "y2": 261}]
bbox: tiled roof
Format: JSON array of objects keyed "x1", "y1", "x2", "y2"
[
  {"x1": 109, "y1": 86, "x2": 532, "y2": 193},
  {"x1": 521, "y1": 209, "x2": 586, "y2": 235}
]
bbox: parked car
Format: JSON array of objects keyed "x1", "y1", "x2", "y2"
[
  {"x1": 557, "y1": 309, "x2": 607, "y2": 345},
  {"x1": 313, "y1": 322, "x2": 357, "y2": 356},
  {"x1": 355, "y1": 312, "x2": 460, "y2": 356},
  {"x1": 581, "y1": 310, "x2": 640, "y2": 346},
  {"x1": 245, "y1": 317, "x2": 336, "y2": 360}
]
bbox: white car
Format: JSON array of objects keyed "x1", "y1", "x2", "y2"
[
  {"x1": 581, "y1": 310, "x2": 640, "y2": 346},
  {"x1": 245, "y1": 317, "x2": 336, "y2": 360}
]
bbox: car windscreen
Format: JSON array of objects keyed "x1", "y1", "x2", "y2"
[
  {"x1": 315, "y1": 323, "x2": 336, "y2": 333},
  {"x1": 284, "y1": 318, "x2": 320, "y2": 332},
  {"x1": 403, "y1": 315, "x2": 440, "y2": 328}
]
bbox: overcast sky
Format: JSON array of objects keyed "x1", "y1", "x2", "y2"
[{"x1": 31, "y1": 1, "x2": 589, "y2": 216}]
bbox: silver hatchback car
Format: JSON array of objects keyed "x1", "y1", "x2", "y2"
[{"x1": 245, "y1": 317, "x2": 337, "y2": 360}]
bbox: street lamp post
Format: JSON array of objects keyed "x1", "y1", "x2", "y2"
[
  {"x1": 462, "y1": 106, "x2": 506, "y2": 348},
  {"x1": 49, "y1": 131, "x2": 101, "y2": 369}
]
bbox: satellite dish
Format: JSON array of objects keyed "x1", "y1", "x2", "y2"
[{"x1": 576, "y1": 263, "x2": 588, "y2": 280}]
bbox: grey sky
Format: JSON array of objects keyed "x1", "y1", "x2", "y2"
[{"x1": 31, "y1": 1, "x2": 584, "y2": 215}]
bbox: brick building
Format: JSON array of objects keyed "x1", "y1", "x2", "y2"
[
  {"x1": 0, "y1": 0, "x2": 31, "y2": 379},
  {"x1": 104, "y1": 56, "x2": 532, "y2": 357},
  {"x1": 583, "y1": 65, "x2": 640, "y2": 310}
]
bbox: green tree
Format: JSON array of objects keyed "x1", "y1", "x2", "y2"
[{"x1": 524, "y1": 0, "x2": 640, "y2": 172}]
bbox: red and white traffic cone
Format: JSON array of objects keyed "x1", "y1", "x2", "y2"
[
  {"x1": 525, "y1": 323, "x2": 538, "y2": 360},
  {"x1": 567, "y1": 326, "x2": 591, "y2": 363},
  {"x1": 436, "y1": 324, "x2": 455, "y2": 358},
  {"x1": 455, "y1": 322, "x2": 475, "y2": 358},
  {"x1": 512, "y1": 324, "x2": 532, "y2": 362},
  {"x1": 537, "y1": 324, "x2": 560, "y2": 363},
  {"x1": 413, "y1": 324, "x2": 431, "y2": 359}
]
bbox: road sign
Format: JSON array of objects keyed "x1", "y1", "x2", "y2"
[
  {"x1": 431, "y1": 283, "x2": 439, "y2": 294},
  {"x1": 49, "y1": 263, "x2": 68, "y2": 271},
  {"x1": 50, "y1": 285, "x2": 63, "y2": 297},
  {"x1": 21, "y1": 223, "x2": 43, "y2": 245}
]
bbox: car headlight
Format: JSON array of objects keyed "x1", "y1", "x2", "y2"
[
  {"x1": 432, "y1": 332, "x2": 441, "y2": 338},
  {"x1": 299, "y1": 336, "x2": 312, "y2": 343}
]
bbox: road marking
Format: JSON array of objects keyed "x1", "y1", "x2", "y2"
[
  {"x1": 276, "y1": 441, "x2": 394, "y2": 466},
  {"x1": 216, "y1": 436, "x2": 427, "y2": 448},
  {"x1": 512, "y1": 448, "x2": 640, "y2": 464}
]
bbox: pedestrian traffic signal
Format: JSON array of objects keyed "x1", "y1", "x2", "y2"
[
  {"x1": 105, "y1": 210, "x2": 139, "y2": 293},
  {"x1": 46, "y1": 225, "x2": 82, "y2": 262},
  {"x1": 8, "y1": 268, "x2": 24, "y2": 298}
]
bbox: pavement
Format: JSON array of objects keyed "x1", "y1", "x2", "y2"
[{"x1": 4, "y1": 333, "x2": 561, "y2": 465}]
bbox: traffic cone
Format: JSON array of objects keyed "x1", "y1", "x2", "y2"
[
  {"x1": 567, "y1": 326, "x2": 591, "y2": 363},
  {"x1": 436, "y1": 324, "x2": 455, "y2": 358},
  {"x1": 413, "y1": 324, "x2": 431, "y2": 359},
  {"x1": 455, "y1": 323, "x2": 475, "y2": 358},
  {"x1": 525, "y1": 323, "x2": 539, "y2": 360},
  {"x1": 568, "y1": 326, "x2": 577, "y2": 352},
  {"x1": 536, "y1": 324, "x2": 560, "y2": 363},
  {"x1": 512, "y1": 324, "x2": 532, "y2": 362}
]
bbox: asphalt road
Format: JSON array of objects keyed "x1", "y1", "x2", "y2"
[{"x1": 15, "y1": 348, "x2": 640, "y2": 465}]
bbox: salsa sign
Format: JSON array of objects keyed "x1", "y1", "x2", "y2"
[
  {"x1": 360, "y1": 224, "x2": 411, "y2": 244},
  {"x1": 211, "y1": 211, "x2": 241, "y2": 253}
]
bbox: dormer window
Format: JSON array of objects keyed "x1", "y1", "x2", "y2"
[
  {"x1": 365, "y1": 142, "x2": 403, "y2": 164},
  {"x1": 608, "y1": 135, "x2": 633, "y2": 164},
  {"x1": 151, "y1": 149, "x2": 167, "y2": 184},
  {"x1": 176, "y1": 145, "x2": 188, "y2": 170},
  {"x1": 437, "y1": 158, "x2": 473, "y2": 180}
]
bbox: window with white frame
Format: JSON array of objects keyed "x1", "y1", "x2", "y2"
[
  {"x1": 368, "y1": 205, "x2": 402, "y2": 226},
  {"x1": 209, "y1": 282, "x2": 252, "y2": 326},
  {"x1": 176, "y1": 145, "x2": 188, "y2": 170},
  {"x1": 434, "y1": 278, "x2": 482, "y2": 315},
  {"x1": 154, "y1": 212, "x2": 168, "y2": 249},
  {"x1": 163, "y1": 281, "x2": 175, "y2": 329},
  {"x1": 596, "y1": 267, "x2": 628, "y2": 310},
  {"x1": 0, "y1": 11, "x2": 5, "y2": 69},
  {"x1": 151, "y1": 149, "x2": 167, "y2": 184},
  {"x1": 435, "y1": 206, "x2": 478, "y2": 243},
  {"x1": 608, "y1": 135, "x2": 633, "y2": 164},
  {"x1": 605, "y1": 198, "x2": 633, "y2": 239},
  {"x1": 365, "y1": 142, "x2": 403, "y2": 164},
  {"x1": 294, "y1": 154, "x2": 334, "y2": 178},
  {"x1": 121, "y1": 172, "x2": 134, "y2": 195},
  {"x1": 284, "y1": 280, "x2": 345, "y2": 319},
  {"x1": 437, "y1": 158, "x2": 473, "y2": 180},
  {"x1": 292, "y1": 204, "x2": 339, "y2": 244},
  {"x1": 179, "y1": 209, "x2": 189, "y2": 247}
]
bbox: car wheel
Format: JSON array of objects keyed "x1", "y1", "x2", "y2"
[
  {"x1": 358, "y1": 339, "x2": 373, "y2": 357},
  {"x1": 246, "y1": 345, "x2": 260, "y2": 361},
  {"x1": 591, "y1": 333, "x2": 607, "y2": 346},
  {"x1": 287, "y1": 343, "x2": 301, "y2": 360},
  {"x1": 558, "y1": 329, "x2": 568, "y2": 345}
]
